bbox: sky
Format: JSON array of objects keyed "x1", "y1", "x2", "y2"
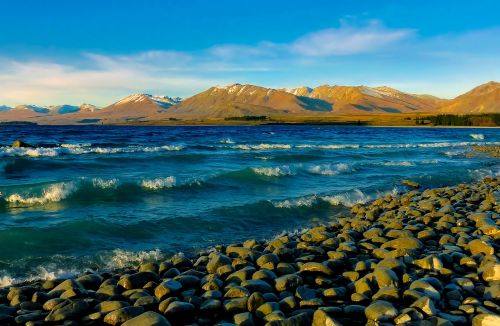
[{"x1": 0, "y1": 0, "x2": 499, "y2": 106}]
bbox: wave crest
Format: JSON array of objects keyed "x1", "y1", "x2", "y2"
[
  {"x1": 0, "y1": 144, "x2": 184, "y2": 157},
  {"x1": 232, "y1": 144, "x2": 292, "y2": 150},
  {"x1": 252, "y1": 166, "x2": 294, "y2": 177},
  {"x1": 470, "y1": 134, "x2": 484, "y2": 140},
  {"x1": 141, "y1": 176, "x2": 176, "y2": 190},
  {"x1": 6, "y1": 182, "x2": 77, "y2": 205},
  {"x1": 308, "y1": 163, "x2": 351, "y2": 176}
]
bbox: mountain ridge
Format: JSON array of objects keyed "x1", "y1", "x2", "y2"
[{"x1": 0, "y1": 81, "x2": 498, "y2": 124}]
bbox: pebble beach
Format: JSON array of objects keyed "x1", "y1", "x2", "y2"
[{"x1": 1, "y1": 176, "x2": 498, "y2": 325}]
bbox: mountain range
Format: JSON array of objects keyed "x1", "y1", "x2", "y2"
[{"x1": 0, "y1": 81, "x2": 498, "y2": 124}]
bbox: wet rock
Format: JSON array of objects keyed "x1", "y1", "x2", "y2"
[
  {"x1": 381, "y1": 237, "x2": 423, "y2": 250},
  {"x1": 410, "y1": 296, "x2": 437, "y2": 317},
  {"x1": 469, "y1": 239, "x2": 495, "y2": 255},
  {"x1": 482, "y1": 263, "x2": 500, "y2": 282},
  {"x1": 164, "y1": 301, "x2": 195, "y2": 323},
  {"x1": 122, "y1": 311, "x2": 171, "y2": 326},
  {"x1": 275, "y1": 274, "x2": 303, "y2": 292},
  {"x1": 95, "y1": 301, "x2": 130, "y2": 313},
  {"x1": 45, "y1": 300, "x2": 89, "y2": 322},
  {"x1": 234, "y1": 312, "x2": 255, "y2": 326},
  {"x1": 224, "y1": 298, "x2": 248, "y2": 314},
  {"x1": 300, "y1": 262, "x2": 333, "y2": 276},
  {"x1": 402, "y1": 179, "x2": 420, "y2": 188},
  {"x1": 11, "y1": 140, "x2": 35, "y2": 148},
  {"x1": 472, "y1": 313, "x2": 500, "y2": 326},
  {"x1": 365, "y1": 300, "x2": 398, "y2": 322},
  {"x1": 103, "y1": 306, "x2": 144, "y2": 325},
  {"x1": 154, "y1": 280, "x2": 182, "y2": 300}
]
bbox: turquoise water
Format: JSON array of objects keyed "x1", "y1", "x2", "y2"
[{"x1": 0, "y1": 125, "x2": 498, "y2": 284}]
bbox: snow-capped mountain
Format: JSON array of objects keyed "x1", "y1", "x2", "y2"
[
  {"x1": 0, "y1": 105, "x2": 12, "y2": 112},
  {"x1": 112, "y1": 94, "x2": 181, "y2": 109},
  {"x1": 13, "y1": 104, "x2": 51, "y2": 114}
]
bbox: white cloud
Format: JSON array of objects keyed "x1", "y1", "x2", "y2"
[
  {"x1": 290, "y1": 20, "x2": 414, "y2": 56},
  {"x1": 0, "y1": 20, "x2": 497, "y2": 105},
  {"x1": 0, "y1": 56, "x2": 220, "y2": 106}
]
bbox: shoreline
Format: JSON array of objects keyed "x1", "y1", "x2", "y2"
[
  {"x1": 1, "y1": 177, "x2": 498, "y2": 325},
  {"x1": 1, "y1": 121, "x2": 499, "y2": 128}
]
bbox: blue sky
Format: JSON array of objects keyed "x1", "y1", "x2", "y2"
[{"x1": 0, "y1": 0, "x2": 499, "y2": 106}]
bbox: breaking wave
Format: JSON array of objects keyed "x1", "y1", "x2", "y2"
[
  {"x1": 1, "y1": 176, "x2": 186, "y2": 207},
  {"x1": 5, "y1": 182, "x2": 77, "y2": 205},
  {"x1": 251, "y1": 166, "x2": 294, "y2": 177},
  {"x1": 470, "y1": 134, "x2": 485, "y2": 140},
  {"x1": 231, "y1": 144, "x2": 292, "y2": 150},
  {"x1": 141, "y1": 176, "x2": 177, "y2": 190},
  {"x1": 308, "y1": 163, "x2": 351, "y2": 176},
  {"x1": 272, "y1": 187, "x2": 400, "y2": 209},
  {"x1": 0, "y1": 144, "x2": 184, "y2": 157}
]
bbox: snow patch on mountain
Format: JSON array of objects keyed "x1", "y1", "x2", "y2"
[
  {"x1": 113, "y1": 94, "x2": 181, "y2": 108},
  {"x1": 0, "y1": 105, "x2": 12, "y2": 112}
]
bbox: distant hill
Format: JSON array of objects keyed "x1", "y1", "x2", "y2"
[
  {"x1": 439, "y1": 81, "x2": 499, "y2": 114},
  {"x1": 281, "y1": 85, "x2": 448, "y2": 114},
  {"x1": 94, "y1": 94, "x2": 182, "y2": 122},
  {"x1": 0, "y1": 81, "x2": 498, "y2": 124},
  {"x1": 168, "y1": 84, "x2": 332, "y2": 118}
]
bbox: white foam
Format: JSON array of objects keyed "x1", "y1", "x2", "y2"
[
  {"x1": 322, "y1": 187, "x2": 400, "y2": 207},
  {"x1": 273, "y1": 195, "x2": 318, "y2": 208},
  {"x1": 470, "y1": 134, "x2": 485, "y2": 140},
  {"x1": 252, "y1": 166, "x2": 294, "y2": 177},
  {"x1": 232, "y1": 144, "x2": 292, "y2": 150},
  {"x1": 322, "y1": 189, "x2": 371, "y2": 207},
  {"x1": 141, "y1": 176, "x2": 176, "y2": 190},
  {"x1": 0, "y1": 144, "x2": 184, "y2": 157},
  {"x1": 308, "y1": 163, "x2": 351, "y2": 176},
  {"x1": 6, "y1": 182, "x2": 77, "y2": 205},
  {"x1": 296, "y1": 144, "x2": 360, "y2": 149},
  {"x1": 469, "y1": 168, "x2": 500, "y2": 180},
  {"x1": 105, "y1": 249, "x2": 163, "y2": 269},
  {"x1": 0, "y1": 267, "x2": 78, "y2": 287},
  {"x1": 60, "y1": 143, "x2": 92, "y2": 149},
  {"x1": 92, "y1": 178, "x2": 119, "y2": 189},
  {"x1": 219, "y1": 138, "x2": 235, "y2": 144},
  {"x1": 382, "y1": 161, "x2": 415, "y2": 167}
]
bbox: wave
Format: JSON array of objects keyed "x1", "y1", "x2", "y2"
[
  {"x1": 141, "y1": 176, "x2": 176, "y2": 190},
  {"x1": 231, "y1": 144, "x2": 292, "y2": 150},
  {"x1": 272, "y1": 187, "x2": 400, "y2": 209},
  {"x1": 92, "y1": 178, "x2": 119, "y2": 189},
  {"x1": 470, "y1": 134, "x2": 485, "y2": 140},
  {"x1": 228, "y1": 141, "x2": 499, "y2": 151},
  {"x1": 469, "y1": 168, "x2": 500, "y2": 180},
  {"x1": 6, "y1": 182, "x2": 77, "y2": 205},
  {"x1": 363, "y1": 141, "x2": 499, "y2": 149},
  {"x1": 0, "y1": 248, "x2": 165, "y2": 287},
  {"x1": 296, "y1": 144, "x2": 360, "y2": 149},
  {"x1": 0, "y1": 144, "x2": 185, "y2": 157},
  {"x1": 0, "y1": 267, "x2": 79, "y2": 287},
  {"x1": 308, "y1": 163, "x2": 351, "y2": 176},
  {"x1": 382, "y1": 161, "x2": 415, "y2": 167},
  {"x1": 251, "y1": 166, "x2": 294, "y2": 177},
  {"x1": 219, "y1": 138, "x2": 235, "y2": 144},
  {"x1": 103, "y1": 248, "x2": 164, "y2": 269},
  {"x1": 1, "y1": 176, "x2": 186, "y2": 207}
]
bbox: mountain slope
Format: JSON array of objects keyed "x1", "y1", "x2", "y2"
[
  {"x1": 296, "y1": 85, "x2": 446, "y2": 114},
  {"x1": 95, "y1": 94, "x2": 181, "y2": 122},
  {"x1": 439, "y1": 81, "x2": 500, "y2": 114},
  {"x1": 168, "y1": 84, "x2": 332, "y2": 118}
]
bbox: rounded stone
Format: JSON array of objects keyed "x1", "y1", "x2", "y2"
[{"x1": 365, "y1": 300, "x2": 398, "y2": 321}]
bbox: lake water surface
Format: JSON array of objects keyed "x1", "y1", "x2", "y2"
[{"x1": 0, "y1": 125, "x2": 498, "y2": 284}]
